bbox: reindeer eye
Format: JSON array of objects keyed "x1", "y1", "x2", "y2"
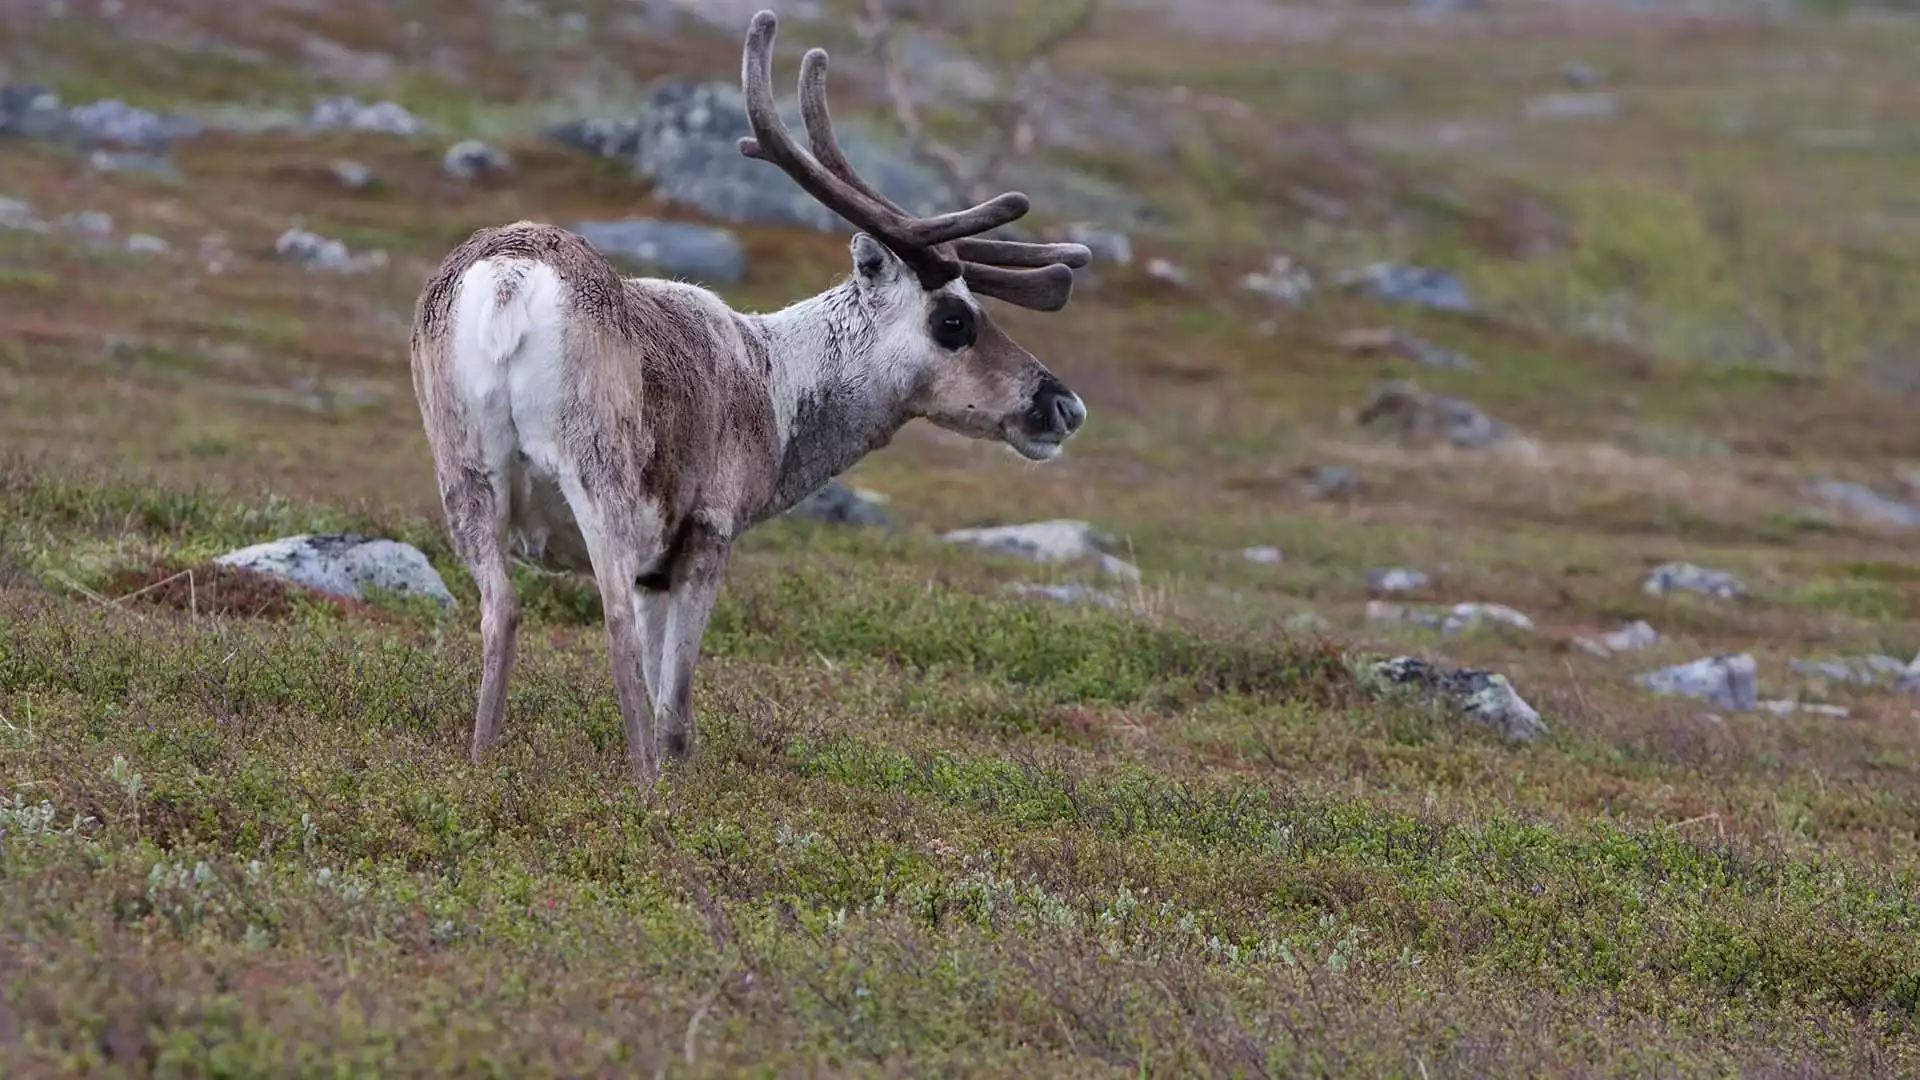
[{"x1": 928, "y1": 297, "x2": 977, "y2": 351}]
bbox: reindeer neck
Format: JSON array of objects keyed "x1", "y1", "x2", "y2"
[{"x1": 745, "y1": 282, "x2": 913, "y2": 520}]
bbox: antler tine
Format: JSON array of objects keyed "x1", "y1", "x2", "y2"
[
  {"x1": 951, "y1": 237, "x2": 1093, "y2": 270},
  {"x1": 960, "y1": 262, "x2": 1079, "y2": 313},
  {"x1": 737, "y1": 11, "x2": 958, "y2": 287},
  {"x1": 796, "y1": 46, "x2": 909, "y2": 217},
  {"x1": 790, "y1": 40, "x2": 1032, "y2": 247}
]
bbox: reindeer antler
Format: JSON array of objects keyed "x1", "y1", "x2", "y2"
[{"x1": 736, "y1": 10, "x2": 1092, "y2": 312}]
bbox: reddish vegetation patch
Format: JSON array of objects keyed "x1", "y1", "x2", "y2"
[{"x1": 103, "y1": 561, "x2": 363, "y2": 620}]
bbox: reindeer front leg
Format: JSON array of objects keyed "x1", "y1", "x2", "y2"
[{"x1": 653, "y1": 511, "x2": 733, "y2": 763}]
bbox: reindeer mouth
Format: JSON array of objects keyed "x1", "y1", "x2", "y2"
[{"x1": 1003, "y1": 425, "x2": 1067, "y2": 462}]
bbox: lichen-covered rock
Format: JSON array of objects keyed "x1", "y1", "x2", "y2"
[
  {"x1": 941, "y1": 519, "x2": 1139, "y2": 581},
  {"x1": 571, "y1": 219, "x2": 746, "y2": 286},
  {"x1": 1365, "y1": 567, "x2": 1430, "y2": 594},
  {"x1": 1356, "y1": 380, "x2": 1510, "y2": 449},
  {"x1": 1642, "y1": 562, "x2": 1744, "y2": 600},
  {"x1": 1009, "y1": 583, "x2": 1126, "y2": 611},
  {"x1": 1573, "y1": 620, "x2": 1660, "y2": 657},
  {"x1": 275, "y1": 228, "x2": 387, "y2": 273},
  {"x1": 304, "y1": 96, "x2": 424, "y2": 136},
  {"x1": 443, "y1": 140, "x2": 512, "y2": 182},
  {"x1": 787, "y1": 479, "x2": 890, "y2": 527},
  {"x1": 1342, "y1": 263, "x2": 1474, "y2": 312},
  {"x1": 1787, "y1": 655, "x2": 1912, "y2": 687},
  {"x1": 1636, "y1": 654, "x2": 1758, "y2": 711},
  {"x1": 1805, "y1": 479, "x2": 1920, "y2": 529},
  {"x1": 1369, "y1": 656, "x2": 1546, "y2": 742},
  {"x1": 214, "y1": 534, "x2": 454, "y2": 609}
]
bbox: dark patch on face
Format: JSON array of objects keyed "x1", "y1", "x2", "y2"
[{"x1": 928, "y1": 295, "x2": 978, "y2": 352}]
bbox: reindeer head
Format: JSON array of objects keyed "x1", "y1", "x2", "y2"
[{"x1": 738, "y1": 10, "x2": 1093, "y2": 462}]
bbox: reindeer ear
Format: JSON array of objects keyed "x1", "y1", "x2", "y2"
[{"x1": 850, "y1": 233, "x2": 898, "y2": 285}]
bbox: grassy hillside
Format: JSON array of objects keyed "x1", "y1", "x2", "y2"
[{"x1": 3, "y1": 0, "x2": 1920, "y2": 1075}]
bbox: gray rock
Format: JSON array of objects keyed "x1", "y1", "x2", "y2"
[
  {"x1": 545, "y1": 116, "x2": 642, "y2": 160},
  {"x1": 1898, "y1": 653, "x2": 1920, "y2": 696},
  {"x1": 1573, "y1": 619, "x2": 1660, "y2": 657},
  {"x1": 1805, "y1": 479, "x2": 1920, "y2": 529},
  {"x1": 443, "y1": 139, "x2": 512, "y2": 182},
  {"x1": 1357, "y1": 380, "x2": 1510, "y2": 449},
  {"x1": 0, "y1": 196, "x2": 44, "y2": 232},
  {"x1": 571, "y1": 218, "x2": 746, "y2": 286},
  {"x1": 1240, "y1": 255, "x2": 1313, "y2": 305},
  {"x1": 1759, "y1": 700, "x2": 1850, "y2": 719},
  {"x1": 1241, "y1": 545, "x2": 1283, "y2": 566},
  {"x1": 1337, "y1": 326, "x2": 1479, "y2": 372},
  {"x1": 635, "y1": 81, "x2": 954, "y2": 232},
  {"x1": 1642, "y1": 562, "x2": 1744, "y2": 600},
  {"x1": 1524, "y1": 92, "x2": 1619, "y2": 122},
  {"x1": 1299, "y1": 465, "x2": 1360, "y2": 500},
  {"x1": 1343, "y1": 263, "x2": 1474, "y2": 312},
  {"x1": 1562, "y1": 61, "x2": 1602, "y2": 88},
  {"x1": 274, "y1": 227, "x2": 387, "y2": 274},
  {"x1": 1441, "y1": 602, "x2": 1535, "y2": 636},
  {"x1": 304, "y1": 96, "x2": 424, "y2": 136},
  {"x1": 1009, "y1": 582, "x2": 1125, "y2": 611},
  {"x1": 1, "y1": 85, "x2": 199, "y2": 149},
  {"x1": 1636, "y1": 654, "x2": 1759, "y2": 712},
  {"x1": 1787, "y1": 654, "x2": 1911, "y2": 687},
  {"x1": 1367, "y1": 600, "x2": 1446, "y2": 631},
  {"x1": 66, "y1": 98, "x2": 201, "y2": 148},
  {"x1": 58, "y1": 210, "x2": 112, "y2": 237},
  {"x1": 1366, "y1": 567, "x2": 1430, "y2": 594},
  {"x1": 1370, "y1": 656, "x2": 1545, "y2": 742},
  {"x1": 787, "y1": 479, "x2": 890, "y2": 527},
  {"x1": 0, "y1": 84, "x2": 69, "y2": 140},
  {"x1": 125, "y1": 233, "x2": 170, "y2": 255},
  {"x1": 215, "y1": 534, "x2": 454, "y2": 609},
  {"x1": 1145, "y1": 257, "x2": 1193, "y2": 287},
  {"x1": 1063, "y1": 223, "x2": 1132, "y2": 267},
  {"x1": 331, "y1": 159, "x2": 375, "y2": 192},
  {"x1": 941, "y1": 519, "x2": 1140, "y2": 581}
]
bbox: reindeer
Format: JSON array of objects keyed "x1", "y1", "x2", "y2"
[{"x1": 407, "y1": 9, "x2": 1093, "y2": 783}]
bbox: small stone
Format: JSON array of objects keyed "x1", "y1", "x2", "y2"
[
  {"x1": 1441, "y1": 602, "x2": 1534, "y2": 636},
  {"x1": 1366, "y1": 567, "x2": 1430, "y2": 594},
  {"x1": 572, "y1": 218, "x2": 746, "y2": 287},
  {"x1": 1241, "y1": 545, "x2": 1283, "y2": 565},
  {"x1": 787, "y1": 479, "x2": 890, "y2": 527},
  {"x1": 1355, "y1": 380, "x2": 1510, "y2": 449},
  {"x1": 1642, "y1": 562, "x2": 1744, "y2": 600},
  {"x1": 1299, "y1": 465, "x2": 1359, "y2": 500},
  {"x1": 1896, "y1": 653, "x2": 1920, "y2": 696},
  {"x1": 941, "y1": 519, "x2": 1140, "y2": 581},
  {"x1": 1370, "y1": 656, "x2": 1545, "y2": 742},
  {"x1": 1336, "y1": 326, "x2": 1479, "y2": 372},
  {"x1": 1062, "y1": 223, "x2": 1132, "y2": 267},
  {"x1": 1562, "y1": 61, "x2": 1602, "y2": 87},
  {"x1": 214, "y1": 534, "x2": 454, "y2": 609},
  {"x1": 1145, "y1": 257, "x2": 1192, "y2": 287},
  {"x1": 1573, "y1": 619, "x2": 1660, "y2": 657},
  {"x1": 331, "y1": 159, "x2": 375, "y2": 192},
  {"x1": 274, "y1": 227, "x2": 386, "y2": 273},
  {"x1": 1787, "y1": 655, "x2": 1911, "y2": 687},
  {"x1": 442, "y1": 139, "x2": 512, "y2": 182},
  {"x1": 304, "y1": 96, "x2": 423, "y2": 136},
  {"x1": 1805, "y1": 479, "x2": 1920, "y2": 529},
  {"x1": 544, "y1": 116, "x2": 642, "y2": 160},
  {"x1": 1341, "y1": 263, "x2": 1473, "y2": 312},
  {"x1": 1636, "y1": 654, "x2": 1759, "y2": 712},
  {"x1": 124, "y1": 233, "x2": 170, "y2": 254},
  {"x1": 1240, "y1": 255, "x2": 1313, "y2": 305},
  {"x1": 59, "y1": 210, "x2": 113, "y2": 236}
]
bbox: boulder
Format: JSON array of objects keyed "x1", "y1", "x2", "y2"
[
  {"x1": 443, "y1": 140, "x2": 512, "y2": 182},
  {"x1": 1356, "y1": 380, "x2": 1510, "y2": 449},
  {"x1": 1573, "y1": 620, "x2": 1660, "y2": 657},
  {"x1": 941, "y1": 519, "x2": 1140, "y2": 581},
  {"x1": 1342, "y1": 263, "x2": 1474, "y2": 312},
  {"x1": 1636, "y1": 654, "x2": 1758, "y2": 712},
  {"x1": 787, "y1": 479, "x2": 890, "y2": 527},
  {"x1": 571, "y1": 218, "x2": 746, "y2": 286},
  {"x1": 214, "y1": 534, "x2": 455, "y2": 609},
  {"x1": 1641, "y1": 562, "x2": 1744, "y2": 600},
  {"x1": 1370, "y1": 656, "x2": 1545, "y2": 742}
]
